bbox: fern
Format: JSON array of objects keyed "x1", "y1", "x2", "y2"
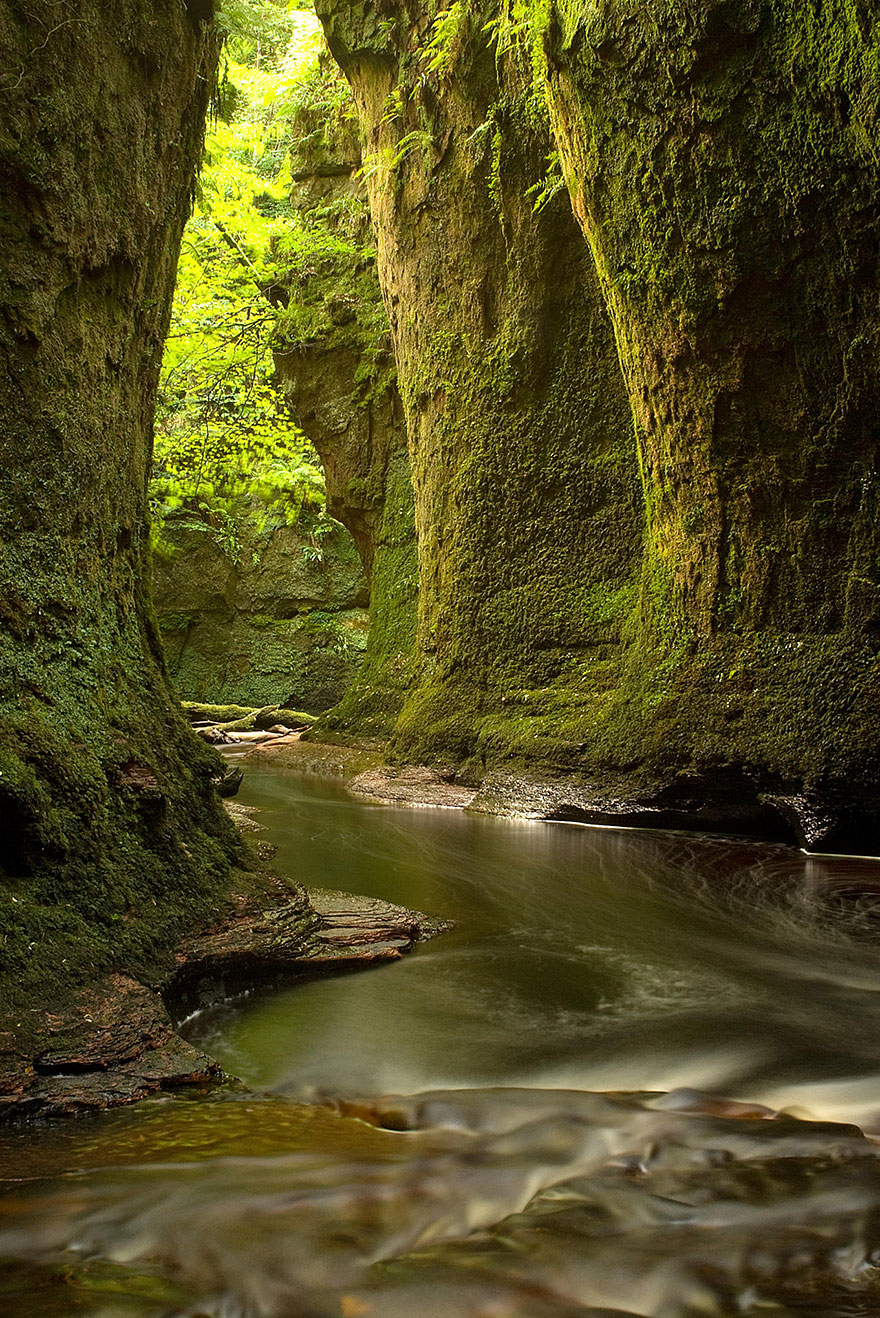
[
  {"x1": 426, "y1": 3, "x2": 465, "y2": 77},
  {"x1": 525, "y1": 150, "x2": 566, "y2": 213},
  {"x1": 358, "y1": 130, "x2": 434, "y2": 182}
]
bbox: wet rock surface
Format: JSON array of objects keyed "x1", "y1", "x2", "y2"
[
  {"x1": 341, "y1": 762, "x2": 876, "y2": 855},
  {"x1": 241, "y1": 733, "x2": 880, "y2": 855},
  {"x1": 350, "y1": 765, "x2": 479, "y2": 810},
  {"x1": 166, "y1": 884, "x2": 449, "y2": 1019},
  {"x1": 0, "y1": 976, "x2": 222, "y2": 1123},
  {"x1": 0, "y1": 863, "x2": 447, "y2": 1123}
]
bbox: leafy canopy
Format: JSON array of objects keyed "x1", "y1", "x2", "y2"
[{"x1": 151, "y1": 1, "x2": 328, "y2": 559}]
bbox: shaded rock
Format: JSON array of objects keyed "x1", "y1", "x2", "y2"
[
  {"x1": 469, "y1": 772, "x2": 801, "y2": 846},
  {"x1": 165, "y1": 885, "x2": 449, "y2": 1017},
  {"x1": 760, "y1": 794, "x2": 880, "y2": 855},
  {"x1": 0, "y1": 877, "x2": 448, "y2": 1122},
  {"x1": 0, "y1": 976, "x2": 221, "y2": 1122},
  {"x1": 155, "y1": 516, "x2": 369, "y2": 712},
  {"x1": 214, "y1": 766, "x2": 243, "y2": 798}
]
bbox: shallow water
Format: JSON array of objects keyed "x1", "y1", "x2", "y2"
[{"x1": 4, "y1": 768, "x2": 880, "y2": 1316}]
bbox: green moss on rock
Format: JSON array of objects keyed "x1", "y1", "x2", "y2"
[
  {"x1": 154, "y1": 512, "x2": 369, "y2": 712},
  {"x1": 272, "y1": 39, "x2": 419, "y2": 742},
  {"x1": 314, "y1": 0, "x2": 880, "y2": 847},
  {"x1": 537, "y1": 0, "x2": 880, "y2": 839},
  {"x1": 315, "y1": 0, "x2": 641, "y2": 766},
  {"x1": 0, "y1": 0, "x2": 246, "y2": 1009}
]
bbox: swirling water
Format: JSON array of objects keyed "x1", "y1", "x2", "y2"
[{"x1": 4, "y1": 768, "x2": 880, "y2": 1316}]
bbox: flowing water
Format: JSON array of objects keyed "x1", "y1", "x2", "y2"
[{"x1": 5, "y1": 768, "x2": 880, "y2": 1316}]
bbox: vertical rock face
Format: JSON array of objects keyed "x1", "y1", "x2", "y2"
[
  {"x1": 0, "y1": 0, "x2": 240, "y2": 1001},
  {"x1": 153, "y1": 513, "x2": 369, "y2": 712},
  {"x1": 541, "y1": 0, "x2": 880, "y2": 844},
  {"x1": 272, "y1": 51, "x2": 418, "y2": 741},
  {"x1": 316, "y1": 0, "x2": 880, "y2": 848},
  {"x1": 314, "y1": 0, "x2": 642, "y2": 768}
]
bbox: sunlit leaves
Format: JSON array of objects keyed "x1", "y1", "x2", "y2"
[{"x1": 152, "y1": 8, "x2": 328, "y2": 557}]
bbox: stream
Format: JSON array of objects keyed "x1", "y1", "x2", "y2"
[{"x1": 4, "y1": 767, "x2": 880, "y2": 1316}]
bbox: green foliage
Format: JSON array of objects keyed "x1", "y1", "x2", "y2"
[
  {"x1": 358, "y1": 130, "x2": 435, "y2": 183},
  {"x1": 525, "y1": 149, "x2": 565, "y2": 212},
  {"x1": 216, "y1": 0, "x2": 315, "y2": 67},
  {"x1": 426, "y1": 3, "x2": 466, "y2": 76},
  {"x1": 153, "y1": 9, "x2": 331, "y2": 558}
]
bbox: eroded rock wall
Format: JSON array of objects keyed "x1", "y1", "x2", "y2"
[
  {"x1": 317, "y1": 0, "x2": 880, "y2": 848},
  {"x1": 0, "y1": 0, "x2": 241, "y2": 1005},
  {"x1": 540, "y1": 0, "x2": 880, "y2": 845},
  {"x1": 314, "y1": 0, "x2": 642, "y2": 768},
  {"x1": 273, "y1": 50, "x2": 419, "y2": 741},
  {"x1": 153, "y1": 513, "x2": 368, "y2": 711}
]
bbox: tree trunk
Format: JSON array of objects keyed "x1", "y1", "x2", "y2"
[{"x1": 0, "y1": 0, "x2": 241, "y2": 1005}]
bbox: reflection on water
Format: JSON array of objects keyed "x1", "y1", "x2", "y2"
[
  {"x1": 188, "y1": 773, "x2": 880, "y2": 1119},
  {"x1": 4, "y1": 769, "x2": 880, "y2": 1316}
]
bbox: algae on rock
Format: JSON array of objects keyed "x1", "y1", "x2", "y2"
[
  {"x1": 272, "y1": 44, "x2": 419, "y2": 742},
  {"x1": 314, "y1": 0, "x2": 642, "y2": 769},
  {"x1": 0, "y1": 0, "x2": 242, "y2": 1006}
]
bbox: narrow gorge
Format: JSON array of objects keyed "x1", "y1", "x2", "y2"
[{"x1": 3, "y1": 5, "x2": 880, "y2": 1314}]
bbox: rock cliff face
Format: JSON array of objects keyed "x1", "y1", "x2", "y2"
[
  {"x1": 541, "y1": 0, "x2": 880, "y2": 847},
  {"x1": 315, "y1": 0, "x2": 642, "y2": 768},
  {"x1": 272, "y1": 52, "x2": 418, "y2": 742},
  {"x1": 153, "y1": 512, "x2": 368, "y2": 711},
  {"x1": 0, "y1": 0, "x2": 241, "y2": 1005},
  {"x1": 315, "y1": 0, "x2": 880, "y2": 849}
]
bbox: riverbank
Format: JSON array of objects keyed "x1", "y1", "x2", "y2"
[
  {"x1": 0, "y1": 800, "x2": 447, "y2": 1122},
  {"x1": 7, "y1": 764, "x2": 880, "y2": 1317},
  {"x1": 246, "y1": 735, "x2": 859, "y2": 852}
]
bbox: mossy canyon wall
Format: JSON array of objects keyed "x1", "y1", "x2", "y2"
[
  {"x1": 315, "y1": 0, "x2": 880, "y2": 850},
  {"x1": 272, "y1": 54, "x2": 419, "y2": 742},
  {"x1": 154, "y1": 511, "x2": 369, "y2": 712},
  {"x1": 0, "y1": 0, "x2": 241, "y2": 1003}
]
